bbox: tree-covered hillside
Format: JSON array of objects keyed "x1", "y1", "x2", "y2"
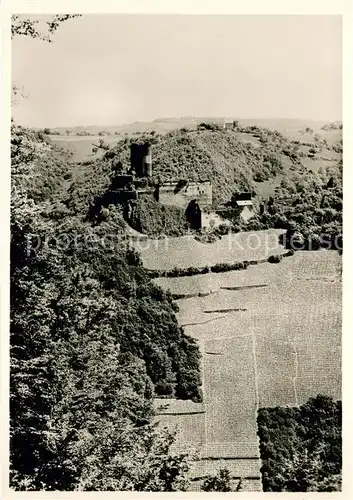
[
  {"x1": 11, "y1": 13, "x2": 342, "y2": 494},
  {"x1": 242, "y1": 161, "x2": 343, "y2": 250},
  {"x1": 11, "y1": 123, "x2": 201, "y2": 490}
]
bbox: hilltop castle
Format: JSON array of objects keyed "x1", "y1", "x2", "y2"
[{"x1": 109, "y1": 141, "x2": 252, "y2": 229}]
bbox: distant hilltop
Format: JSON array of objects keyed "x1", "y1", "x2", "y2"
[{"x1": 43, "y1": 117, "x2": 342, "y2": 137}]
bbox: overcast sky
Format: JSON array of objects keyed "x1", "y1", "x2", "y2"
[{"x1": 12, "y1": 15, "x2": 342, "y2": 127}]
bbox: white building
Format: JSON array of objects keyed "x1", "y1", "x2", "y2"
[
  {"x1": 223, "y1": 119, "x2": 234, "y2": 130},
  {"x1": 235, "y1": 199, "x2": 254, "y2": 222}
]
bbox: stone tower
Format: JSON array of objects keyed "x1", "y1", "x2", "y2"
[
  {"x1": 143, "y1": 144, "x2": 152, "y2": 177},
  {"x1": 130, "y1": 142, "x2": 152, "y2": 178}
]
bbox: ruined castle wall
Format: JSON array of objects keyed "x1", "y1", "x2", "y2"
[{"x1": 158, "y1": 181, "x2": 212, "y2": 209}]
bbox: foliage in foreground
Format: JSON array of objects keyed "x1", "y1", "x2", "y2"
[
  {"x1": 201, "y1": 468, "x2": 242, "y2": 492},
  {"x1": 257, "y1": 395, "x2": 342, "y2": 492}
]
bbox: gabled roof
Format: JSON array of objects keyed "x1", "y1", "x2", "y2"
[{"x1": 236, "y1": 200, "x2": 253, "y2": 207}]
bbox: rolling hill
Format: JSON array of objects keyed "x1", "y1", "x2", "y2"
[
  {"x1": 48, "y1": 117, "x2": 342, "y2": 165},
  {"x1": 67, "y1": 121, "x2": 342, "y2": 224}
]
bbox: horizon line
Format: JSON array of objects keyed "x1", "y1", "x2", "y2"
[{"x1": 20, "y1": 115, "x2": 343, "y2": 130}]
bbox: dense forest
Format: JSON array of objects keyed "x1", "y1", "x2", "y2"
[
  {"x1": 10, "y1": 123, "x2": 202, "y2": 490},
  {"x1": 257, "y1": 395, "x2": 342, "y2": 492}
]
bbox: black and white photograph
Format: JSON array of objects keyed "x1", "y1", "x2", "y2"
[{"x1": 2, "y1": 1, "x2": 348, "y2": 495}]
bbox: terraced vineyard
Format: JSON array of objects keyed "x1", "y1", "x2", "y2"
[
  {"x1": 133, "y1": 229, "x2": 286, "y2": 271},
  {"x1": 146, "y1": 236, "x2": 342, "y2": 491}
]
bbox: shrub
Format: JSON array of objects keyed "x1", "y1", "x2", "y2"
[
  {"x1": 268, "y1": 254, "x2": 283, "y2": 264},
  {"x1": 202, "y1": 468, "x2": 233, "y2": 492},
  {"x1": 197, "y1": 122, "x2": 221, "y2": 131},
  {"x1": 283, "y1": 249, "x2": 295, "y2": 257}
]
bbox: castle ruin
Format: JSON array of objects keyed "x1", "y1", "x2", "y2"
[
  {"x1": 108, "y1": 141, "x2": 252, "y2": 230},
  {"x1": 156, "y1": 179, "x2": 212, "y2": 208}
]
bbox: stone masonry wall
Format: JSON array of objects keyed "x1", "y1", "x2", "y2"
[{"x1": 157, "y1": 180, "x2": 212, "y2": 209}]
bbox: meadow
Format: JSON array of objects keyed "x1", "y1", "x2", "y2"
[{"x1": 50, "y1": 134, "x2": 119, "y2": 162}]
